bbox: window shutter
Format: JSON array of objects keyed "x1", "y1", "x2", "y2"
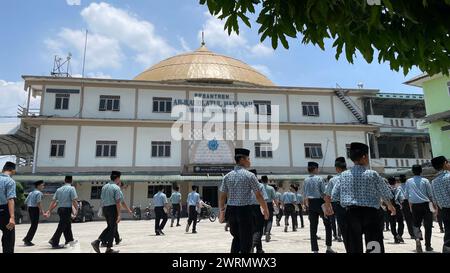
[
  {"x1": 57, "y1": 144, "x2": 65, "y2": 157},
  {"x1": 110, "y1": 145, "x2": 117, "y2": 157},
  {"x1": 55, "y1": 98, "x2": 62, "y2": 109},
  {"x1": 99, "y1": 99, "x2": 106, "y2": 111},
  {"x1": 62, "y1": 98, "x2": 69, "y2": 109},
  {"x1": 113, "y1": 99, "x2": 120, "y2": 111},
  {"x1": 50, "y1": 145, "x2": 57, "y2": 157}
]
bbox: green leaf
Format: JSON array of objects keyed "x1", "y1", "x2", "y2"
[
  {"x1": 271, "y1": 35, "x2": 278, "y2": 49},
  {"x1": 345, "y1": 43, "x2": 355, "y2": 63},
  {"x1": 382, "y1": 0, "x2": 394, "y2": 14},
  {"x1": 199, "y1": 0, "x2": 450, "y2": 76},
  {"x1": 238, "y1": 13, "x2": 251, "y2": 28},
  {"x1": 279, "y1": 33, "x2": 289, "y2": 49}
]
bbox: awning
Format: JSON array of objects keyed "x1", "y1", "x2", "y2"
[
  {"x1": 12, "y1": 174, "x2": 311, "y2": 183},
  {"x1": 0, "y1": 123, "x2": 35, "y2": 157},
  {"x1": 423, "y1": 110, "x2": 450, "y2": 123}
]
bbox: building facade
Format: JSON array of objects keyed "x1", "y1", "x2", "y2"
[
  {"x1": 0, "y1": 45, "x2": 430, "y2": 215},
  {"x1": 405, "y1": 73, "x2": 450, "y2": 159},
  {"x1": 365, "y1": 93, "x2": 432, "y2": 173}
]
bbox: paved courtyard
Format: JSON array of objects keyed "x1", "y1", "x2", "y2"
[{"x1": 8, "y1": 218, "x2": 445, "y2": 253}]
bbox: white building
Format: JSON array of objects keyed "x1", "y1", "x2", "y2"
[{"x1": 7, "y1": 45, "x2": 382, "y2": 213}]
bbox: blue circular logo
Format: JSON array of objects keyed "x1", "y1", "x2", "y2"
[{"x1": 208, "y1": 139, "x2": 219, "y2": 151}]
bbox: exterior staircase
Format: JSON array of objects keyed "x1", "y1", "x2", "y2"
[{"x1": 334, "y1": 86, "x2": 366, "y2": 124}]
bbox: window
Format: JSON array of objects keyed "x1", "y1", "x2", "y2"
[
  {"x1": 55, "y1": 94, "x2": 70, "y2": 110},
  {"x1": 148, "y1": 185, "x2": 172, "y2": 198},
  {"x1": 153, "y1": 97, "x2": 172, "y2": 113},
  {"x1": 90, "y1": 186, "x2": 102, "y2": 200},
  {"x1": 99, "y1": 96, "x2": 120, "y2": 111},
  {"x1": 302, "y1": 102, "x2": 320, "y2": 117},
  {"x1": 50, "y1": 140, "x2": 66, "y2": 157},
  {"x1": 304, "y1": 143, "x2": 323, "y2": 159},
  {"x1": 96, "y1": 141, "x2": 117, "y2": 157},
  {"x1": 254, "y1": 100, "x2": 271, "y2": 115},
  {"x1": 151, "y1": 141, "x2": 171, "y2": 157},
  {"x1": 346, "y1": 144, "x2": 351, "y2": 158},
  {"x1": 255, "y1": 142, "x2": 273, "y2": 158}
]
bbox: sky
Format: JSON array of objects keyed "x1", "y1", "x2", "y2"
[{"x1": 0, "y1": 0, "x2": 424, "y2": 126}]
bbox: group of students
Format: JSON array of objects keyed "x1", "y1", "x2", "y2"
[
  {"x1": 0, "y1": 164, "x2": 81, "y2": 253},
  {"x1": 149, "y1": 184, "x2": 206, "y2": 237},
  {"x1": 218, "y1": 143, "x2": 450, "y2": 253},
  {"x1": 1, "y1": 141, "x2": 449, "y2": 254},
  {"x1": 0, "y1": 164, "x2": 212, "y2": 254},
  {"x1": 381, "y1": 164, "x2": 449, "y2": 253}
]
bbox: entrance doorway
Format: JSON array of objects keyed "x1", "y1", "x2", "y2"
[{"x1": 202, "y1": 186, "x2": 218, "y2": 207}]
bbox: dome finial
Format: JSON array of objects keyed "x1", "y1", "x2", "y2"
[{"x1": 201, "y1": 30, "x2": 205, "y2": 46}]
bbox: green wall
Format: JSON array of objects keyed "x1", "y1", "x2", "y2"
[
  {"x1": 422, "y1": 75, "x2": 450, "y2": 115},
  {"x1": 422, "y1": 75, "x2": 450, "y2": 158},
  {"x1": 428, "y1": 121, "x2": 450, "y2": 158}
]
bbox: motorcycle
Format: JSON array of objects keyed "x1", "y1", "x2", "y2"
[
  {"x1": 144, "y1": 205, "x2": 153, "y2": 220},
  {"x1": 133, "y1": 205, "x2": 153, "y2": 220},
  {"x1": 197, "y1": 202, "x2": 216, "y2": 223},
  {"x1": 132, "y1": 206, "x2": 142, "y2": 220}
]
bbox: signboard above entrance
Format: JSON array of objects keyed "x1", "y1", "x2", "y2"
[{"x1": 193, "y1": 166, "x2": 234, "y2": 174}]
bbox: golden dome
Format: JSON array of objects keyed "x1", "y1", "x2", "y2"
[{"x1": 134, "y1": 45, "x2": 275, "y2": 86}]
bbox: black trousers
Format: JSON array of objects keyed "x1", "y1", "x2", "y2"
[
  {"x1": 187, "y1": 205, "x2": 198, "y2": 232},
  {"x1": 345, "y1": 206, "x2": 385, "y2": 253},
  {"x1": 98, "y1": 205, "x2": 118, "y2": 248},
  {"x1": 384, "y1": 210, "x2": 390, "y2": 230},
  {"x1": 263, "y1": 202, "x2": 274, "y2": 235},
  {"x1": 441, "y1": 208, "x2": 450, "y2": 249},
  {"x1": 308, "y1": 199, "x2": 332, "y2": 251},
  {"x1": 437, "y1": 209, "x2": 444, "y2": 230},
  {"x1": 378, "y1": 208, "x2": 385, "y2": 236},
  {"x1": 251, "y1": 205, "x2": 265, "y2": 252},
  {"x1": 389, "y1": 204, "x2": 404, "y2": 238},
  {"x1": 228, "y1": 205, "x2": 253, "y2": 253},
  {"x1": 330, "y1": 202, "x2": 341, "y2": 238},
  {"x1": 284, "y1": 204, "x2": 296, "y2": 230},
  {"x1": 402, "y1": 200, "x2": 415, "y2": 238},
  {"x1": 333, "y1": 202, "x2": 348, "y2": 251},
  {"x1": 276, "y1": 208, "x2": 283, "y2": 224},
  {"x1": 24, "y1": 207, "x2": 40, "y2": 242},
  {"x1": 171, "y1": 204, "x2": 181, "y2": 225},
  {"x1": 298, "y1": 209, "x2": 305, "y2": 227},
  {"x1": 411, "y1": 202, "x2": 433, "y2": 247},
  {"x1": 50, "y1": 207, "x2": 74, "y2": 246},
  {"x1": 102, "y1": 229, "x2": 120, "y2": 244},
  {"x1": 0, "y1": 205, "x2": 15, "y2": 253},
  {"x1": 154, "y1": 206, "x2": 168, "y2": 233},
  {"x1": 329, "y1": 214, "x2": 338, "y2": 238},
  {"x1": 115, "y1": 229, "x2": 120, "y2": 243}
]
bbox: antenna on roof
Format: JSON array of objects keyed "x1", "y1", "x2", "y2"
[
  {"x1": 201, "y1": 30, "x2": 205, "y2": 46},
  {"x1": 82, "y1": 29, "x2": 88, "y2": 78},
  {"x1": 51, "y1": 53, "x2": 72, "y2": 77}
]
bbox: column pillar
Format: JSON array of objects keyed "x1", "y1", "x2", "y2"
[
  {"x1": 26, "y1": 86, "x2": 31, "y2": 116},
  {"x1": 372, "y1": 134, "x2": 380, "y2": 159}
]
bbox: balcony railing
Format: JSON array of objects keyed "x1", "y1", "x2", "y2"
[
  {"x1": 383, "y1": 117, "x2": 422, "y2": 128},
  {"x1": 18, "y1": 105, "x2": 40, "y2": 117},
  {"x1": 372, "y1": 158, "x2": 431, "y2": 168},
  {"x1": 367, "y1": 115, "x2": 424, "y2": 128}
]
